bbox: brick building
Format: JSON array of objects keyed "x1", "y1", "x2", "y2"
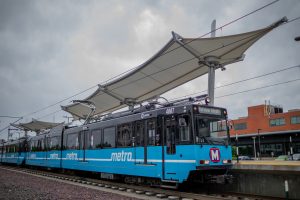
[{"x1": 229, "y1": 103, "x2": 300, "y2": 157}]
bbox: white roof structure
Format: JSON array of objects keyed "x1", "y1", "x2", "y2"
[
  {"x1": 62, "y1": 17, "x2": 287, "y2": 120},
  {"x1": 11, "y1": 119, "x2": 62, "y2": 132}
]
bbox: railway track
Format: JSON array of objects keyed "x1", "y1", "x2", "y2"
[{"x1": 0, "y1": 164, "x2": 279, "y2": 200}]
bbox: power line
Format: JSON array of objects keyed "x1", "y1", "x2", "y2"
[
  {"x1": 0, "y1": 1, "x2": 297, "y2": 138},
  {"x1": 12, "y1": 1, "x2": 280, "y2": 121},
  {"x1": 21, "y1": 85, "x2": 98, "y2": 118},
  {"x1": 0, "y1": 117, "x2": 23, "y2": 135},
  {"x1": 215, "y1": 78, "x2": 300, "y2": 99},
  {"x1": 170, "y1": 64, "x2": 300, "y2": 100},
  {"x1": 36, "y1": 109, "x2": 62, "y2": 120},
  {"x1": 162, "y1": 0, "x2": 280, "y2": 56},
  {"x1": 32, "y1": 16, "x2": 286, "y2": 119},
  {"x1": 0, "y1": 116, "x2": 22, "y2": 119},
  {"x1": 90, "y1": 27, "x2": 279, "y2": 102},
  {"x1": 98, "y1": 15, "x2": 295, "y2": 100}
]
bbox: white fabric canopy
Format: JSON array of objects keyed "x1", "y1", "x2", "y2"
[
  {"x1": 62, "y1": 18, "x2": 287, "y2": 120},
  {"x1": 11, "y1": 119, "x2": 62, "y2": 132}
]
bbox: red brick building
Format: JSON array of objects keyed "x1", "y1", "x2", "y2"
[{"x1": 229, "y1": 104, "x2": 300, "y2": 157}]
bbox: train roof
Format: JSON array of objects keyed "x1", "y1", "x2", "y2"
[{"x1": 63, "y1": 96, "x2": 227, "y2": 133}]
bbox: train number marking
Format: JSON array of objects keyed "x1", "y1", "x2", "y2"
[{"x1": 166, "y1": 108, "x2": 175, "y2": 115}]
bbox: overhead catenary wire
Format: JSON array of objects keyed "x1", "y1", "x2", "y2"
[
  {"x1": 215, "y1": 78, "x2": 300, "y2": 99},
  {"x1": 36, "y1": 109, "x2": 62, "y2": 120},
  {"x1": 85, "y1": 27, "x2": 279, "y2": 102},
  {"x1": 170, "y1": 64, "x2": 300, "y2": 101},
  {"x1": 92, "y1": 15, "x2": 300, "y2": 99},
  {"x1": 162, "y1": 0, "x2": 280, "y2": 56},
  {"x1": 9, "y1": 0, "x2": 281, "y2": 121},
  {"x1": 0, "y1": 116, "x2": 22, "y2": 119},
  {"x1": 3, "y1": 2, "x2": 299, "y2": 134},
  {"x1": 19, "y1": 16, "x2": 292, "y2": 123}
]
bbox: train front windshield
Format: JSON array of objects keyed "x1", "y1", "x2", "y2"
[{"x1": 194, "y1": 116, "x2": 229, "y2": 145}]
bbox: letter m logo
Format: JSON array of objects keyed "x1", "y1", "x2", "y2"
[{"x1": 210, "y1": 148, "x2": 220, "y2": 162}]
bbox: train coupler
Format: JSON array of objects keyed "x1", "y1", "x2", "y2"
[{"x1": 207, "y1": 174, "x2": 233, "y2": 184}]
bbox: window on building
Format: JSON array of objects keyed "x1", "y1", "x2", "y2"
[
  {"x1": 270, "y1": 118, "x2": 285, "y2": 127},
  {"x1": 103, "y1": 127, "x2": 115, "y2": 148},
  {"x1": 234, "y1": 123, "x2": 247, "y2": 130},
  {"x1": 291, "y1": 116, "x2": 300, "y2": 124}
]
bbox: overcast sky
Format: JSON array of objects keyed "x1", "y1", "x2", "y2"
[{"x1": 0, "y1": 0, "x2": 300, "y2": 140}]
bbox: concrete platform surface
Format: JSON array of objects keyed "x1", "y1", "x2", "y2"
[{"x1": 232, "y1": 160, "x2": 300, "y2": 172}]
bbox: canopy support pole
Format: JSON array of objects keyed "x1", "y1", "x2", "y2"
[
  {"x1": 72, "y1": 100, "x2": 96, "y2": 125},
  {"x1": 208, "y1": 19, "x2": 216, "y2": 106}
]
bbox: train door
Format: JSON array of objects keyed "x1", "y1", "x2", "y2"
[
  {"x1": 78, "y1": 130, "x2": 88, "y2": 162},
  {"x1": 162, "y1": 115, "x2": 177, "y2": 180},
  {"x1": 133, "y1": 121, "x2": 145, "y2": 164},
  {"x1": 44, "y1": 137, "x2": 48, "y2": 163}
]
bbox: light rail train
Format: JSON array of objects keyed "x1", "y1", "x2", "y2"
[{"x1": 0, "y1": 96, "x2": 232, "y2": 187}]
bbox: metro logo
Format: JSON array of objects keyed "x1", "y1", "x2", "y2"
[{"x1": 209, "y1": 148, "x2": 220, "y2": 162}]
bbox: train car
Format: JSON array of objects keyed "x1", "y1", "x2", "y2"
[
  {"x1": 0, "y1": 138, "x2": 26, "y2": 165},
  {"x1": 26, "y1": 132, "x2": 49, "y2": 167},
  {"x1": 0, "y1": 141, "x2": 4, "y2": 163},
  {"x1": 26, "y1": 125, "x2": 64, "y2": 168},
  {"x1": 59, "y1": 97, "x2": 232, "y2": 186}
]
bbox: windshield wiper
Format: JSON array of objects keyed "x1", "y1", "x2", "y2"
[{"x1": 205, "y1": 137, "x2": 226, "y2": 145}]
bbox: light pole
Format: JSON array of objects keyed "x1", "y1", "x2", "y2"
[
  {"x1": 252, "y1": 136, "x2": 257, "y2": 159},
  {"x1": 236, "y1": 133, "x2": 239, "y2": 163},
  {"x1": 290, "y1": 136, "x2": 293, "y2": 160},
  {"x1": 258, "y1": 129, "x2": 262, "y2": 160}
]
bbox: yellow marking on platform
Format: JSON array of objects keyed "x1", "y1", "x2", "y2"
[{"x1": 236, "y1": 160, "x2": 300, "y2": 166}]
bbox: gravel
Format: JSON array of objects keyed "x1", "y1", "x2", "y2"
[{"x1": 0, "y1": 168, "x2": 139, "y2": 200}]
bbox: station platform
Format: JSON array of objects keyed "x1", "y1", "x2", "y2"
[{"x1": 232, "y1": 160, "x2": 300, "y2": 172}]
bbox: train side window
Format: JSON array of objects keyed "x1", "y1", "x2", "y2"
[
  {"x1": 117, "y1": 123, "x2": 132, "y2": 147},
  {"x1": 147, "y1": 119, "x2": 157, "y2": 146},
  {"x1": 41, "y1": 139, "x2": 45, "y2": 151},
  {"x1": 67, "y1": 133, "x2": 79, "y2": 150},
  {"x1": 50, "y1": 136, "x2": 61, "y2": 150},
  {"x1": 79, "y1": 131, "x2": 86, "y2": 150},
  {"x1": 89, "y1": 129, "x2": 101, "y2": 149},
  {"x1": 134, "y1": 121, "x2": 144, "y2": 146},
  {"x1": 165, "y1": 116, "x2": 176, "y2": 154},
  {"x1": 103, "y1": 127, "x2": 115, "y2": 148},
  {"x1": 178, "y1": 115, "x2": 191, "y2": 143}
]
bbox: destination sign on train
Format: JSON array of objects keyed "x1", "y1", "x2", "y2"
[{"x1": 198, "y1": 107, "x2": 222, "y2": 115}]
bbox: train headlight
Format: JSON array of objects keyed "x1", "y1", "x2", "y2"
[
  {"x1": 205, "y1": 97, "x2": 210, "y2": 105},
  {"x1": 199, "y1": 160, "x2": 210, "y2": 165},
  {"x1": 222, "y1": 160, "x2": 231, "y2": 164}
]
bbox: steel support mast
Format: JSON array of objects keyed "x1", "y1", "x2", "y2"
[{"x1": 208, "y1": 19, "x2": 216, "y2": 106}]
